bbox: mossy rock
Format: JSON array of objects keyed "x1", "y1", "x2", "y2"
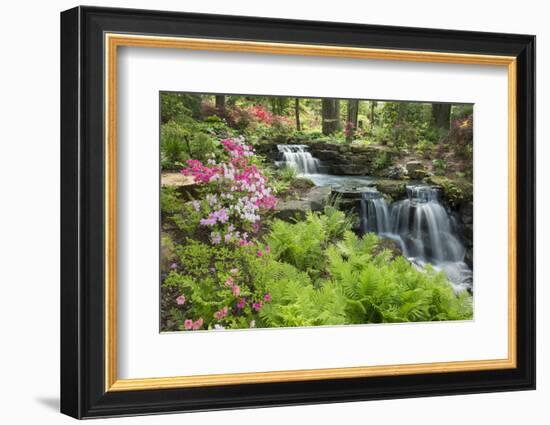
[
  {"x1": 372, "y1": 237, "x2": 403, "y2": 260},
  {"x1": 427, "y1": 175, "x2": 473, "y2": 209},
  {"x1": 290, "y1": 177, "x2": 315, "y2": 191},
  {"x1": 373, "y1": 180, "x2": 408, "y2": 201}
]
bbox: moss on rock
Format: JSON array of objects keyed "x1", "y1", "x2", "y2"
[
  {"x1": 427, "y1": 175, "x2": 473, "y2": 209},
  {"x1": 373, "y1": 179, "x2": 408, "y2": 201}
]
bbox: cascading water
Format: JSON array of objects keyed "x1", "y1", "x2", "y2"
[
  {"x1": 359, "y1": 189, "x2": 391, "y2": 234},
  {"x1": 359, "y1": 184, "x2": 472, "y2": 292},
  {"x1": 277, "y1": 145, "x2": 320, "y2": 174},
  {"x1": 392, "y1": 186, "x2": 465, "y2": 263}
]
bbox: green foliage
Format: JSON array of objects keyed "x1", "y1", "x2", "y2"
[
  {"x1": 279, "y1": 165, "x2": 297, "y2": 182},
  {"x1": 427, "y1": 176, "x2": 473, "y2": 209},
  {"x1": 163, "y1": 239, "x2": 272, "y2": 330},
  {"x1": 161, "y1": 93, "x2": 202, "y2": 123},
  {"x1": 325, "y1": 232, "x2": 472, "y2": 323},
  {"x1": 432, "y1": 158, "x2": 448, "y2": 175},
  {"x1": 259, "y1": 228, "x2": 472, "y2": 328},
  {"x1": 451, "y1": 104, "x2": 474, "y2": 121},
  {"x1": 372, "y1": 151, "x2": 390, "y2": 171},
  {"x1": 266, "y1": 207, "x2": 353, "y2": 278},
  {"x1": 160, "y1": 186, "x2": 181, "y2": 214},
  {"x1": 160, "y1": 121, "x2": 219, "y2": 169},
  {"x1": 415, "y1": 140, "x2": 436, "y2": 158}
]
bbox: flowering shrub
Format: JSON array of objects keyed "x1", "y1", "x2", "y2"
[
  {"x1": 247, "y1": 105, "x2": 273, "y2": 124},
  {"x1": 163, "y1": 239, "x2": 274, "y2": 331},
  {"x1": 200, "y1": 101, "x2": 253, "y2": 131},
  {"x1": 181, "y1": 137, "x2": 277, "y2": 247}
]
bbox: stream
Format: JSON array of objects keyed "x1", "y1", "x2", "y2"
[{"x1": 276, "y1": 144, "x2": 473, "y2": 292}]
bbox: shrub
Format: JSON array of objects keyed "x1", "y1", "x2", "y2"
[
  {"x1": 432, "y1": 158, "x2": 448, "y2": 175},
  {"x1": 372, "y1": 151, "x2": 390, "y2": 171},
  {"x1": 160, "y1": 121, "x2": 219, "y2": 169},
  {"x1": 180, "y1": 137, "x2": 278, "y2": 246},
  {"x1": 415, "y1": 140, "x2": 436, "y2": 158},
  {"x1": 266, "y1": 207, "x2": 353, "y2": 278},
  {"x1": 163, "y1": 239, "x2": 276, "y2": 330}
]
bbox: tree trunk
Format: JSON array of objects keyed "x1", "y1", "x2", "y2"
[
  {"x1": 322, "y1": 99, "x2": 341, "y2": 136},
  {"x1": 346, "y1": 100, "x2": 359, "y2": 142},
  {"x1": 396, "y1": 102, "x2": 408, "y2": 124},
  {"x1": 295, "y1": 98, "x2": 301, "y2": 131},
  {"x1": 370, "y1": 101, "x2": 377, "y2": 135},
  {"x1": 215, "y1": 95, "x2": 225, "y2": 111},
  {"x1": 431, "y1": 103, "x2": 452, "y2": 132}
]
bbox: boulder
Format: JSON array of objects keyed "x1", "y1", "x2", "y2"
[
  {"x1": 372, "y1": 237, "x2": 404, "y2": 260},
  {"x1": 464, "y1": 248, "x2": 474, "y2": 269},
  {"x1": 331, "y1": 164, "x2": 371, "y2": 175},
  {"x1": 291, "y1": 177, "x2": 315, "y2": 191},
  {"x1": 274, "y1": 186, "x2": 331, "y2": 221},
  {"x1": 314, "y1": 149, "x2": 340, "y2": 161},
  {"x1": 459, "y1": 201, "x2": 474, "y2": 225},
  {"x1": 161, "y1": 172, "x2": 195, "y2": 187},
  {"x1": 406, "y1": 161, "x2": 428, "y2": 180},
  {"x1": 385, "y1": 164, "x2": 408, "y2": 180},
  {"x1": 161, "y1": 172, "x2": 199, "y2": 198},
  {"x1": 373, "y1": 180, "x2": 407, "y2": 200}
]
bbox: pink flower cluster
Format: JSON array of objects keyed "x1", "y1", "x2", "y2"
[
  {"x1": 184, "y1": 317, "x2": 204, "y2": 331},
  {"x1": 183, "y1": 159, "x2": 220, "y2": 184},
  {"x1": 221, "y1": 138, "x2": 254, "y2": 159},
  {"x1": 181, "y1": 137, "x2": 277, "y2": 245},
  {"x1": 214, "y1": 306, "x2": 229, "y2": 320},
  {"x1": 252, "y1": 294, "x2": 272, "y2": 312}
]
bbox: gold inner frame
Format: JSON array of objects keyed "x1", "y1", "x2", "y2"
[{"x1": 104, "y1": 33, "x2": 517, "y2": 392}]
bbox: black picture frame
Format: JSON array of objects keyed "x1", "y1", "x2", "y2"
[{"x1": 61, "y1": 5, "x2": 536, "y2": 419}]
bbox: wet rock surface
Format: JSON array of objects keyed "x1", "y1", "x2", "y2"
[{"x1": 274, "y1": 186, "x2": 332, "y2": 221}]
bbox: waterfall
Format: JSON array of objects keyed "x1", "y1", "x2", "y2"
[
  {"x1": 392, "y1": 185, "x2": 465, "y2": 263},
  {"x1": 359, "y1": 189, "x2": 391, "y2": 234},
  {"x1": 277, "y1": 145, "x2": 320, "y2": 174},
  {"x1": 359, "y1": 184, "x2": 471, "y2": 291}
]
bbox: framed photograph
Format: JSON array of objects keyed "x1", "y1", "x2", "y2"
[{"x1": 60, "y1": 6, "x2": 535, "y2": 419}]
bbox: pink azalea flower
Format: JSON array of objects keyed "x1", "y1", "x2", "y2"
[
  {"x1": 184, "y1": 319, "x2": 194, "y2": 330},
  {"x1": 232, "y1": 285, "x2": 240, "y2": 296},
  {"x1": 237, "y1": 298, "x2": 246, "y2": 309},
  {"x1": 257, "y1": 250, "x2": 263, "y2": 258},
  {"x1": 214, "y1": 306, "x2": 229, "y2": 321},
  {"x1": 224, "y1": 277, "x2": 234, "y2": 287},
  {"x1": 192, "y1": 318, "x2": 204, "y2": 330},
  {"x1": 176, "y1": 295, "x2": 186, "y2": 305},
  {"x1": 265, "y1": 246, "x2": 271, "y2": 254},
  {"x1": 263, "y1": 293, "x2": 271, "y2": 302},
  {"x1": 252, "y1": 301, "x2": 263, "y2": 311}
]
